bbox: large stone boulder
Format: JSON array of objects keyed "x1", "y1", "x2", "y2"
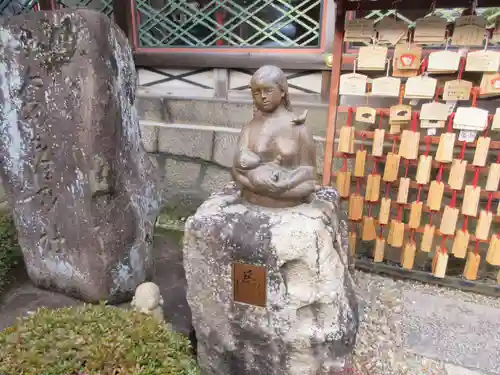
[
  {"x1": 0, "y1": 10, "x2": 161, "y2": 303},
  {"x1": 183, "y1": 184, "x2": 359, "y2": 375}
]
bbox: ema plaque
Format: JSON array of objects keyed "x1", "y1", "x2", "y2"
[{"x1": 232, "y1": 262, "x2": 267, "y2": 307}]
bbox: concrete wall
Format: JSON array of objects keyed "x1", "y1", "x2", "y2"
[{"x1": 141, "y1": 121, "x2": 329, "y2": 208}]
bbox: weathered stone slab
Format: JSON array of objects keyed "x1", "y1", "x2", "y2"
[
  {"x1": 0, "y1": 10, "x2": 161, "y2": 303},
  {"x1": 403, "y1": 290, "x2": 500, "y2": 374},
  {"x1": 183, "y1": 184, "x2": 358, "y2": 375}
]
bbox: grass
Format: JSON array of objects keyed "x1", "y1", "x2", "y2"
[{"x1": 0, "y1": 211, "x2": 22, "y2": 294}]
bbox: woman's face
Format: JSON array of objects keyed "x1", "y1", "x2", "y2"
[{"x1": 251, "y1": 81, "x2": 284, "y2": 113}]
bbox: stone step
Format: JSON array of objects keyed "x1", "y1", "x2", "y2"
[{"x1": 136, "y1": 89, "x2": 330, "y2": 137}]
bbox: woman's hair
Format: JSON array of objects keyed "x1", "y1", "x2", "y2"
[{"x1": 250, "y1": 65, "x2": 292, "y2": 111}]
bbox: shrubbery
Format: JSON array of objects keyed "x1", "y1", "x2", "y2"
[
  {"x1": 0, "y1": 212, "x2": 21, "y2": 293},
  {"x1": 0, "y1": 303, "x2": 199, "y2": 375}
]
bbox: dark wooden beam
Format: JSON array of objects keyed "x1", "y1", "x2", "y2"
[
  {"x1": 322, "y1": 0, "x2": 345, "y2": 185},
  {"x1": 38, "y1": 0, "x2": 54, "y2": 10},
  {"x1": 355, "y1": 259, "x2": 500, "y2": 298},
  {"x1": 133, "y1": 50, "x2": 330, "y2": 70},
  {"x1": 112, "y1": 0, "x2": 134, "y2": 46},
  {"x1": 344, "y1": 0, "x2": 500, "y2": 10}
]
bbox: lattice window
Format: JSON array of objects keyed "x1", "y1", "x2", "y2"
[
  {"x1": 56, "y1": 0, "x2": 113, "y2": 17},
  {"x1": 0, "y1": 0, "x2": 38, "y2": 16},
  {"x1": 135, "y1": 0, "x2": 323, "y2": 48}
]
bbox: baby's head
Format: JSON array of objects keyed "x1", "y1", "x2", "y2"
[{"x1": 237, "y1": 149, "x2": 261, "y2": 170}]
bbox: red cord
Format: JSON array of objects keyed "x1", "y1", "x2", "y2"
[
  {"x1": 342, "y1": 155, "x2": 348, "y2": 172},
  {"x1": 472, "y1": 167, "x2": 480, "y2": 188},
  {"x1": 486, "y1": 192, "x2": 493, "y2": 212},
  {"x1": 440, "y1": 235, "x2": 447, "y2": 253},
  {"x1": 447, "y1": 113, "x2": 455, "y2": 133},
  {"x1": 425, "y1": 136, "x2": 431, "y2": 156},
  {"x1": 417, "y1": 184, "x2": 422, "y2": 203},
  {"x1": 450, "y1": 190, "x2": 457, "y2": 208},
  {"x1": 462, "y1": 215, "x2": 469, "y2": 232},
  {"x1": 457, "y1": 57, "x2": 465, "y2": 80},
  {"x1": 436, "y1": 164, "x2": 444, "y2": 183},
  {"x1": 459, "y1": 142, "x2": 467, "y2": 159},
  {"x1": 347, "y1": 107, "x2": 354, "y2": 127}
]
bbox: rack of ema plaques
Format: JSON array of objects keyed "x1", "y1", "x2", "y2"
[{"x1": 335, "y1": 13, "x2": 500, "y2": 293}]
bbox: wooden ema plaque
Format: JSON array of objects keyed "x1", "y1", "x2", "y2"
[{"x1": 232, "y1": 263, "x2": 266, "y2": 307}]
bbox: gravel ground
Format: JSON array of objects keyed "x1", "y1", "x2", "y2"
[{"x1": 351, "y1": 269, "x2": 499, "y2": 375}]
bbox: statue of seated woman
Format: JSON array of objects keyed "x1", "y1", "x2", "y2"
[{"x1": 231, "y1": 65, "x2": 317, "y2": 208}]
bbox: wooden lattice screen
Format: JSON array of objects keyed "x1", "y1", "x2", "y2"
[{"x1": 328, "y1": 8, "x2": 500, "y2": 295}]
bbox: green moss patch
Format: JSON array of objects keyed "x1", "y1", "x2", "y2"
[{"x1": 0, "y1": 303, "x2": 198, "y2": 375}]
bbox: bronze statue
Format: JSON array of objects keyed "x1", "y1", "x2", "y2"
[{"x1": 231, "y1": 65, "x2": 317, "y2": 208}]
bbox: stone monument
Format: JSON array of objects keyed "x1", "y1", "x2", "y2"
[
  {"x1": 0, "y1": 10, "x2": 161, "y2": 303},
  {"x1": 183, "y1": 65, "x2": 359, "y2": 375}
]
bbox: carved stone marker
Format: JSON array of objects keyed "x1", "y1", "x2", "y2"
[
  {"x1": 183, "y1": 66, "x2": 358, "y2": 375},
  {"x1": 0, "y1": 10, "x2": 160, "y2": 303}
]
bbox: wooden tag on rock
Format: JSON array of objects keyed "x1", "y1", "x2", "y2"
[
  {"x1": 374, "y1": 237, "x2": 385, "y2": 263},
  {"x1": 416, "y1": 155, "x2": 432, "y2": 184},
  {"x1": 464, "y1": 252, "x2": 481, "y2": 281},
  {"x1": 427, "y1": 181, "x2": 444, "y2": 211},
  {"x1": 336, "y1": 171, "x2": 351, "y2": 198},
  {"x1": 354, "y1": 150, "x2": 367, "y2": 177},
  {"x1": 365, "y1": 174, "x2": 381, "y2": 202},
  {"x1": 362, "y1": 216, "x2": 377, "y2": 241},
  {"x1": 409, "y1": 201, "x2": 423, "y2": 229},
  {"x1": 452, "y1": 229, "x2": 469, "y2": 259},
  {"x1": 432, "y1": 250, "x2": 448, "y2": 279},
  {"x1": 462, "y1": 185, "x2": 481, "y2": 217},
  {"x1": 472, "y1": 136, "x2": 490, "y2": 167},
  {"x1": 383, "y1": 153, "x2": 400, "y2": 182},
  {"x1": 486, "y1": 234, "x2": 500, "y2": 266},
  {"x1": 486, "y1": 163, "x2": 500, "y2": 191},
  {"x1": 397, "y1": 177, "x2": 410, "y2": 204},
  {"x1": 436, "y1": 133, "x2": 456, "y2": 163},
  {"x1": 476, "y1": 210, "x2": 493, "y2": 241},
  {"x1": 401, "y1": 241, "x2": 417, "y2": 270},
  {"x1": 439, "y1": 206, "x2": 459, "y2": 235},
  {"x1": 372, "y1": 129, "x2": 385, "y2": 157},
  {"x1": 388, "y1": 220, "x2": 405, "y2": 248},
  {"x1": 348, "y1": 194, "x2": 364, "y2": 221},
  {"x1": 338, "y1": 126, "x2": 355, "y2": 154},
  {"x1": 421, "y1": 224, "x2": 435, "y2": 252},
  {"x1": 379, "y1": 197, "x2": 391, "y2": 225},
  {"x1": 399, "y1": 130, "x2": 420, "y2": 160},
  {"x1": 448, "y1": 159, "x2": 467, "y2": 190}
]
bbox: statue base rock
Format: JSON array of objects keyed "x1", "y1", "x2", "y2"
[{"x1": 183, "y1": 184, "x2": 358, "y2": 375}]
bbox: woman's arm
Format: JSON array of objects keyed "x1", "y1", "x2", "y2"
[{"x1": 232, "y1": 126, "x2": 258, "y2": 190}]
